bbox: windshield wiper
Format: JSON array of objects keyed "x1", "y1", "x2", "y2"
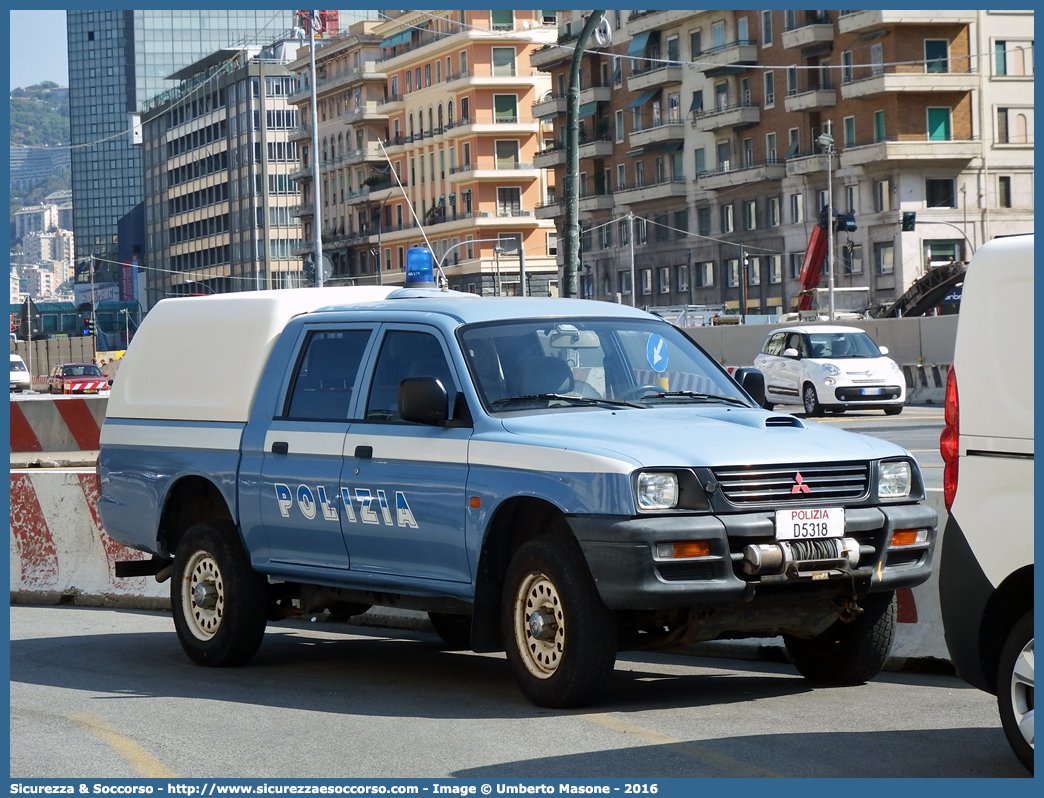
[
  {"x1": 490, "y1": 393, "x2": 643, "y2": 409},
  {"x1": 638, "y1": 390, "x2": 750, "y2": 406}
]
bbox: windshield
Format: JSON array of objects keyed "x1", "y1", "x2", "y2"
[
  {"x1": 65, "y1": 365, "x2": 103, "y2": 377},
  {"x1": 11, "y1": 360, "x2": 26, "y2": 373},
  {"x1": 459, "y1": 317, "x2": 747, "y2": 412},
  {"x1": 807, "y1": 332, "x2": 881, "y2": 359}
]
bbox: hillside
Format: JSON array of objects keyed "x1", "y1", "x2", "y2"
[{"x1": 10, "y1": 81, "x2": 70, "y2": 147}]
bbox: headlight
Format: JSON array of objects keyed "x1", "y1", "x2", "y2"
[
  {"x1": 636, "y1": 472, "x2": 679, "y2": 510},
  {"x1": 890, "y1": 360, "x2": 901, "y2": 372},
  {"x1": 821, "y1": 363, "x2": 840, "y2": 376},
  {"x1": 879, "y1": 461, "x2": 912, "y2": 498}
]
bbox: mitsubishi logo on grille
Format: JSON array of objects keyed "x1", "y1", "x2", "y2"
[{"x1": 791, "y1": 472, "x2": 811, "y2": 494}]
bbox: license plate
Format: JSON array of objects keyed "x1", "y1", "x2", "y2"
[
  {"x1": 775, "y1": 507, "x2": 845, "y2": 540},
  {"x1": 861, "y1": 387, "x2": 883, "y2": 395},
  {"x1": 83, "y1": 389, "x2": 97, "y2": 394}
]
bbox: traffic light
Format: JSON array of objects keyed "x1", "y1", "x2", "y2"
[
  {"x1": 81, "y1": 317, "x2": 91, "y2": 336},
  {"x1": 901, "y1": 211, "x2": 916, "y2": 232}
]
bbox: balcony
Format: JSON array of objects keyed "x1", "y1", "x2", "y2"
[
  {"x1": 342, "y1": 101, "x2": 386, "y2": 124},
  {"x1": 578, "y1": 192, "x2": 615, "y2": 213},
  {"x1": 627, "y1": 64, "x2": 684, "y2": 93},
  {"x1": 530, "y1": 39, "x2": 575, "y2": 71},
  {"x1": 534, "y1": 145, "x2": 567, "y2": 169},
  {"x1": 626, "y1": 10, "x2": 694, "y2": 35},
  {"x1": 785, "y1": 152, "x2": 829, "y2": 177},
  {"x1": 450, "y1": 114, "x2": 540, "y2": 136},
  {"x1": 838, "y1": 10, "x2": 976, "y2": 35},
  {"x1": 784, "y1": 88, "x2": 837, "y2": 113},
  {"x1": 614, "y1": 177, "x2": 687, "y2": 206},
  {"x1": 535, "y1": 201, "x2": 562, "y2": 219},
  {"x1": 693, "y1": 39, "x2": 758, "y2": 71},
  {"x1": 781, "y1": 15, "x2": 834, "y2": 50},
  {"x1": 839, "y1": 137, "x2": 981, "y2": 168},
  {"x1": 697, "y1": 161, "x2": 786, "y2": 191},
  {"x1": 692, "y1": 102, "x2": 760, "y2": 132},
  {"x1": 578, "y1": 85, "x2": 613, "y2": 105},
  {"x1": 629, "y1": 120, "x2": 685, "y2": 149},
  {"x1": 377, "y1": 93, "x2": 404, "y2": 114},
  {"x1": 288, "y1": 126, "x2": 313, "y2": 143},
  {"x1": 289, "y1": 204, "x2": 314, "y2": 219},
  {"x1": 840, "y1": 66, "x2": 979, "y2": 100},
  {"x1": 578, "y1": 138, "x2": 614, "y2": 159},
  {"x1": 448, "y1": 161, "x2": 539, "y2": 183},
  {"x1": 532, "y1": 94, "x2": 567, "y2": 119}
]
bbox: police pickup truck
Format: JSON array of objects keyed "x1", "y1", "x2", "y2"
[{"x1": 100, "y1": 262, "x2": 936, "y2": 708}]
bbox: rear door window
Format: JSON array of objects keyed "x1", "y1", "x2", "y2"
[{"x1": 284, "y1": 329, "x2": 373, "y2": 420}]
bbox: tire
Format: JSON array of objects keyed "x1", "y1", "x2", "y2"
[
  {"x1": 171, "y1": 520, "x2": 269, "y2": 667},
  {"x1": 428, "y1": 612, "x2": 472, "y2": 649},
  {"x1": 802, "y1": 383, "x2": 823, "y2": 417},
  {"x1": 783, "y1": 591, "x2": 896, "y2": 685},
  {"x1": 327, "y1": 601, "x2": 372, "y2": 622},
  {"x1": 997, "y1": 610, "x2": 1034, "y2": 772},
  {"x1": 502, "y1": 535, "x2": 617, "y2": 708},
  {"x1": 884, "y1": 405, "x2": 903, "y2": 416}
]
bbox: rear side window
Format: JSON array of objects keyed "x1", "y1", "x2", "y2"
[{"x1": 285, "y1": 329, "x2": 372, "y2": 420}]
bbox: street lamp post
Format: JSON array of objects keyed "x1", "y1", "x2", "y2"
[
  {"x1": 817, "y1": 133, "x2": 836, "y2": 322},
  {"x1": 437, "y1": 237, "x2": 519, "y2": 294}
]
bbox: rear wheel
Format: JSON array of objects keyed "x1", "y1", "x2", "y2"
[
  {"x1": 784, "y1": 592, "x2": 896, "y2": 685},
  {"x1": 502, "y1": 535, "x2": 617, "y2": 708},
  {"x1": 171, "y1": 520, "x2": 269, "y2": 667},
  {"x1": 802, "y1": 383, "x2": 823, "y2": 417},
  {"x1": 997, "y1": 611, "x2": 1034, "y2": 772},
  {"x1": 428, "y1": 612, "x2": 472, "y2": 649},
  {"x1": 326, "y1": 601, "x2": 372, "y2": 622}
]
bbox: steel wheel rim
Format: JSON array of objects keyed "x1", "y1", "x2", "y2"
[
  {"x1": 1009, "y1": 636, "x2": 1035, "y2": 750},
  {"x1": 513, "y1": 571, "x2": 565, "y2": 680},
  {"x1": 182, "y1": 550, "x2": 225, "y2": 642}
]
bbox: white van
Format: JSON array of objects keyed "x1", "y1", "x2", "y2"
[
  {"x1": 938, "y1": 233, "x2": 1034, "y2": 771},
  {"x1": 10, "y1": 353, "x2": 31, "y2": 393}
]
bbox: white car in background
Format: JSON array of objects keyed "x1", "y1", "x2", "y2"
[
  {"x1": 754, "y1": 325, "x2": 906, "y2": 416},
  {"x1": 10, "y1": 353, "x2": 31, "y2": 393}
]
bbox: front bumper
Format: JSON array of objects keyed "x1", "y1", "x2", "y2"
[{"x1": 569, "y1": 503, "x2": 937, "y2": 611}]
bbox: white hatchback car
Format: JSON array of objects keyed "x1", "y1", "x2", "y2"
[{"x1": 754, "y1": 325, "x2": 906, "y2": 416}]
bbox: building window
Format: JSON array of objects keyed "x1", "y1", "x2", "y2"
[
  {"x1": 790, "y1": 193, "x2": 804, "y2": 224},
  {"x1": 674, "y1": 209, "x2": 688, "y2": 237},
  {"x1": 744, "y1": 200, "x2": 756, "y2": 230},
  {"x1": 843, "y1": 115, "x2": 856, "y2": 146},
  {"x1": 635, "y1": 217, "x2": 647, "y2": 245},
  {"x1": 618, "y1": 218, "x2": 629, "y2": 246},
  {"x1": 490, "y1": 10, "x2": 514, "y2": 30},
  {"x1": 764, "y1": 71, "x2": 774, "y2": 108},
  {"x1": 677, "y1": 265, "x2": 689, "y2": 292},
  {"x1": 617, "y1": 164, "x2": 626, "y2": 189},
  {"x1": 927, "y1": 107, "x2": 951, "y2": 141},
  {"x1": 998, "y1": 175, "x2": 1012, "y2": 208},
  {"x1": 926, "y1": 178, "x2": 957, "y2": 208},
  {"x1": 547, "y1": 231, "x2": 557, "y2": 255},
  {"x1": 747, "y1": 257, "x2": 760, "y2": 286},
  {"x1": 694, "y1": 147, "x2": 705, "y2": 175},
  {"x1": 787, "y1": 66, "x2": 798, "y2": 95},
  {"x1": 492, "y1": 47, "x2": 516, "y2": 77},
  {"x1": 842, "y1": 51, "x2": 853, "y2": 83},
  {"x1": 768, "y1": 196, "x2": 781, "y2": 227},
  {"x1": 762, "y1": 11, "x2": 773, "y2": 46},
  {"x1": 615, "y1": 109, "x2": 624, "y2": 142},
  {"x1": 994, "y1": 40, "x2": 1033, "y2": 77},
  {"x1": 766, "y1": 132, "x2": 777, "y2": 164},
  {"x1": 721, "y1": 204, "x2": 734, "y2": 233},
  {"x1": 639, "y1": 268, "x2": 651, "y2": 295},
  {"x1": 875, "y1": 179, "x2": 891, "y2": 212},
  {"x1": 843, "y1": 244, "x2": 863, "y2": 274},
  {"x1": 726, "y1": 259, "x2": 739, "y2": 287},
  {"x1": 768, "y1": 254, "x2": 782, "y2": 284},
  {"x1": 874, "y1": 241, "x2": 894, "y2": 274},
  {"x1": 493, "y1": 95, "x2": 518, "y2": 123},
  {"x1": 696, "y1": 261, "x2": 714, "y2": 287},
  {"x1": 925, "y1": 39, "x2": 949, "y2": 73},
  {"x1": 846, "y1": 184, "x2": 860, "y2": 215},
  {"x1": 658, "y1": 266, "x2": 670, "y2": 294},
  {"x1": 618, "y1": 271, "x2": 631, "y2": 295},
  {"x1": 697, "y1": 207, "x2": 711, "y2": 236},
  {"x1": 600, "y1": 224, "x2": 612, "y2": 249},
  {"x1": 789, "y1": 253, "x2": 803, "y2": 280},
  {"x1": 870, "y1": 43, "x2": 884, "y2": 75},
  {"x1": 689, "y1": 30, "x2": 702, "y2": 59}
]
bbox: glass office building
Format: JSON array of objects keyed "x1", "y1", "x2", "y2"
[{"x1": 66, "y1": 10, "x2": 376, "y2": 266}]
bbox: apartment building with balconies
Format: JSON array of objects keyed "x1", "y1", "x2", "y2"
[
  {"x1": 359, "y1": 9, "x2": 559, "y2": 294},
  {"x1": 287, "y1": 20, "x2": 390, "y2": 282},
  {"x1": 535, "y1": 10, "x2": 1034, "y2": 315}
]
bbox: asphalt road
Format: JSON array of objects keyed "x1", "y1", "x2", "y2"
[{"x1": 10, "y1": 602, "x2": 1027, "y2": 780}]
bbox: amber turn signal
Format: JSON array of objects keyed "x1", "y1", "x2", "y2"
[
  {"x1": 891, "y1": 529, "x2": 926, "y2": 546},
  {"x1": 469, "y1": 497, "x2": 481, "y2": 508},
  {"x1": 656, "y1": 541, "x2": 711, "y2": 559}
]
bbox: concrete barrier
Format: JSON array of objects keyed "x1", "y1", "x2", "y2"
[
  {"x1": 9, "y1": 469, "x2": 168, "y2": 607},
  {"x1": 9, "y1": 395, "x2": 107, "y2": 453}
]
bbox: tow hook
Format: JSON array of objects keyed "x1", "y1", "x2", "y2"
[{"x1": 837, "y1": 599, "x2": 863, "y2": 623}]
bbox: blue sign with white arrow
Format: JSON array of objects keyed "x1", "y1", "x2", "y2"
[{"x1": 647, "y1": 334, "x2": 668, "y2": 372}]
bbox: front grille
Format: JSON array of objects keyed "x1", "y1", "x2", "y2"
[{"x1": 711, "y1": 461, "x2": 870, "y2": 505}]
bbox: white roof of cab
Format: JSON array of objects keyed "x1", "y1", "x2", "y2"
[{"x1": 106, "y1": 286, "x2": 394, "y2": 422}]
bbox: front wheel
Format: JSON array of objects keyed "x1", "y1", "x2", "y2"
[
  {"x1": 783, "y1": 591, "x2": 896, "y2": 685},
  {"x1": 802, "y1": 383, "x2": 823, "y2": 417},
  {"x1": 884, "y1": 405, "x2": 903, "y2": 416},
  {"x1": 502, "y1": 535, "x2": 617, "y2": 708},
  {"x1": 997, "y1": 611, "x2": 1034, "y2": 772},
  {"x1": 171, "y1": 520, "x2": 269, "y2": 667}
]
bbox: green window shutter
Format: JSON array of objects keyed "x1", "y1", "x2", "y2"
[{"x1": 927, "y1": 108, "x2": 951, "y2": 141}]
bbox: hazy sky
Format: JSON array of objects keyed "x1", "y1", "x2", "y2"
[{"x1": 9, "y1": 10, "x2": 68, "y2": 90}]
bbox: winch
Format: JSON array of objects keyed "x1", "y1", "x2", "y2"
[{"x1": 742, "y1": 537, "x2": 872, "y2": 577}]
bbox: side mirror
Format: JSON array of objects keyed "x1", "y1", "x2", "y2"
[
  {"x1": 782, "y1": 347, "x2": 800, "y2": 359},
  {"x1": 399, "y1": 376, "x2": 448, "y2": 425},
  {"x1": 878, "y1": 345, "x2": 889, "y2": 356},
  {"x1": 733, "y1": 367, "x2": 769, "y2": 410}
]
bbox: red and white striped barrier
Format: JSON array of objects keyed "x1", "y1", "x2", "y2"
[
  {"x1": 9, "y1": 470, "x2": 167, "y2": 604},
  {"x1": 9, "y1": 396, "x2": 106, "y2": 453}
]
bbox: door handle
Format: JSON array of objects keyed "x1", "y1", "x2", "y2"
[
  {"x1": 355, "y1": 445, "x2": 373, "y2": 459},
  {"x1": 271, "y1": 441, "x2": 288, "y2": 454}
]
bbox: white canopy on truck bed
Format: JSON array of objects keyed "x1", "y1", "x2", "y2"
[{"x1": 107, "y1": 286, "x2": 394, "y2": 422}]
